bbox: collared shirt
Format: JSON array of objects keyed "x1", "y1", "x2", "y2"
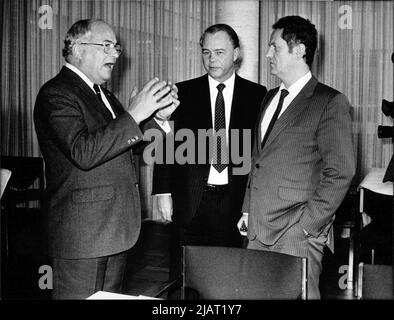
[
  {"x1": 65, "y1": 63, "x2": 116, "y2": 119},
  {"x1": 155, "y1": 73, "x2": 236, "y2": 198},
  {"x1": 260, "y1": 71, "x2": 312, "y2": 141},
  {"x1": 207, "y1": 72, "x2": 235, "y2": 185}
]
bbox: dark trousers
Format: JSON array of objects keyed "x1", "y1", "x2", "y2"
[
  {"x1": 169, "y1": 186, "x2": 243, "y2": 281},
  {"x1": 51, "y1": 251, "x2": 128, "y2": 299}
]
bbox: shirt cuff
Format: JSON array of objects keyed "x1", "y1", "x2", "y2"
[
  {"x1": 154, "y1": 118, "x2": 171, "y2": 134},
  {"x1": 155, "y1": 193, "x2": 172, "y2": 196}
]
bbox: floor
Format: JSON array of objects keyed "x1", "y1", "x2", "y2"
[{"x1": 1, "y1": 212, "x2": 364, "y2": 300}]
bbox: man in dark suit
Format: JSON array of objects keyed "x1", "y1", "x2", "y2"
[
  {"x1": 34, "y1": 19, "x2": 179, "y2": 299},
  {"x1": 153, "y1": 24, "x2": 266, "y2": 280},
  {"x1": 237, "y1": 16, "x2": 356, "y2": 299}
]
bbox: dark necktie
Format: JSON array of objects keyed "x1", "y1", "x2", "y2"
[
  {"x1": 93, "y1": 84, "x2": 116, "y2": 117},
  {"x1": 261, "y1": 88, "x2": 289, "y2": 149},
  {"x1": 213, "y1": 83, "x2": 228, "y2": 173},
  {"x1": 93, "y1": 84, "x2": 104, "y2": 103}
]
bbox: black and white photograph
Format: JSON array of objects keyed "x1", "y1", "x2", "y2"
[{"x1": 0, "y1": 0, "x2": 393, "y2": 308}]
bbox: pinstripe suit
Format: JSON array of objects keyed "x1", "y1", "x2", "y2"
[{"x1": 242, "y1": 76, "x2": 356, "y2": 298}]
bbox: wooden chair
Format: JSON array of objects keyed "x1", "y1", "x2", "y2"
[
  {"x1": 0, "y1": 156, "x2": 44, "y2": 257},
  {"x1": 1, "y1": 169, "x2": 12, "y2": 199},
  {"x1": 181, "y1": 245, "x2": 307, "y2": 300}
]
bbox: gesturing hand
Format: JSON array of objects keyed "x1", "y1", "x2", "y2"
[
  {"x1": 127, "y1": 78, "x2": 175, "y2": 124},
  {"x1": 154, "y1": 82, "x2": 180, "y2": 122}
]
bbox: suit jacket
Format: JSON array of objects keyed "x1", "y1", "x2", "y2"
[
  {"x1": 242, "y1": 76, "x2": 356, "y2": 253},
  {"x1": 34, "y1": 66, "x2": 157, "y2": 259},
  {"x1": 153, "y1": 74, "x2": 266, "y2": 226}
]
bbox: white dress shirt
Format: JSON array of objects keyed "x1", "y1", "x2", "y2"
[
  {"x1": 260, "y1": 71, "x2": 312, "y2": 141},
  {"x1": 65, "y1": 63, "x2": 116, "y2": 119}
]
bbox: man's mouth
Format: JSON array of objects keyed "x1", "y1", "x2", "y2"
[{"x1": 104, "y1": 62, "x2": 115, "y2": 70}]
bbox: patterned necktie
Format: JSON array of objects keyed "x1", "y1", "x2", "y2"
[
  {"x1": 261, "y1": 88, "x2": 289, "y2": 149},
  {"x1": 213, "y1": 83, "x2": 228, "y2": 173}
]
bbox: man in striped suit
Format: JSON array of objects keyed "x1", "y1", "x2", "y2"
[{"x1": 237, "y1": 16, "x2": 356, "y2": 299}]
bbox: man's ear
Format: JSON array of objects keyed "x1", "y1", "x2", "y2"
[
  {"x1": 295, "y1": 43, "x2": 306, "y2": 59},
  {"x1": 72, "y1": 43, "x2": 83, "y2": 61},
  {"x1": 233, "y1": 47, "x2": 240, "y2": 62}
]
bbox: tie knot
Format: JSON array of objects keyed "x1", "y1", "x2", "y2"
[
  {"x1": 217, "y1": 83, "x2": 225, "y2": 92},
  {"x1": 280, "y1": 88, "x2": 289, "y2": 100},
  {"x1": 93, "y1": 84, "x2": 101, "y2": 95}
]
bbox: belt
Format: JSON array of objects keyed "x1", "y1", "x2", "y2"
[{"x1": 204, "y1": 184, "x2": 229, "y2": 192}]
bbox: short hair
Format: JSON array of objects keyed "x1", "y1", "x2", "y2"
[
  {"x1": 62, "y1": 19, "x2": 103, "y2": 61},
  {"x1": 272, "y1": 16, "x2": 317, "y2": 68},
  {"x1": 199, "y1": 24, "x2": 240, "y2": 49}
]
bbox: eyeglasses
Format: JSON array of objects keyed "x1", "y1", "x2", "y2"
[{"x1": 79, "y1": 41, "x2": 122, "y2": 55}]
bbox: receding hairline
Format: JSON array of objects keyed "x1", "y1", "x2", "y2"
[
  {"x1": 201, "y1": 30, "x2": 234, "y2": 47},
  {"x1": 85, "y1": 20, "x2": 115, "y2": 39}
]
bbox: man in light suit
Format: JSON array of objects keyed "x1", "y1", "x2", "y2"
[
  {"x1": 34, "y1": 19, "x2": 179, "y2": 299},
  {"x1": 153, "y1": 24, "x2": 266, "y2": 280},
  {"x1": 237, "y1": 16, "x2": 356, "y2": 299}
]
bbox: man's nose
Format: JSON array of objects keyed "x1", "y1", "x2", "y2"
[
  {"x1": 266, "y1": 47, "x2": 273, "y2": 59},
  {"x1": 109, "y1": 50, "x2": 120, "y2": 58}
]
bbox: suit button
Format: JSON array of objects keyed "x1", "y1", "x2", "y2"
[
  {"x1": 255, "y1": 164, "x2": 260, "y2": 169},
  {"x1": 135, "y1": 183, "x2": 139, "y2": 188}
]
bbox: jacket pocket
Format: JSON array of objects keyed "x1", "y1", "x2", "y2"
[
  {"x1": 72, "y1": 185, "x2": 114, "y2": 203},
  {"x1": 278, "y1": 186, "x2": 314, "y2": 202}
]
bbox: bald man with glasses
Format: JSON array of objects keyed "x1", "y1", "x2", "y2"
[{"x1": 34, "y1": 19, "x2": 179, "y2": 299}]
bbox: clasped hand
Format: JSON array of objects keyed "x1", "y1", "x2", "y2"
[{"x1": 127, "y1": 78, "x2": 179, "y2": 124}]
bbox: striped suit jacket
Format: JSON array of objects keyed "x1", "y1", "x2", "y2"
[{"x1": 242, "y1": 76, "x2": 356, "y2": 255}]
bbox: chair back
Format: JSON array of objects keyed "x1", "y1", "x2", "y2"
[
  {"x1": 357, "y1": 263, "x2": 393, "y2": 299},
  {"x1": 182, "y1": 246, "x2": 307, "y2": 300},
  {"x1": 1, "y1": 156, "x2": 44, "y2": 208},
  {"x1": 1, "y1": 169, "x2": 12, "y2": 199}
]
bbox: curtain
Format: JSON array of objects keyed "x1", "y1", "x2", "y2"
[
  {"x1": 259, "y1": 0, "x2": 393, "y2": 183},
  {"x1": 1, "y1": 0, "x2": 216, "y2": 218}
]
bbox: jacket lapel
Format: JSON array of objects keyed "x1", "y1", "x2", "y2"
[
  {"x1": 229, "y1": 74, "x2": 242, "y2": 130},
  {"x1": 260, "y1": 77, "x2": 318, "y2": 154},
  {"x1": 198, "y1": 75, "x2": 213, "y2": 130},
  {"x1": 102, "y1": 88, "x2": 124, "y2": 117},
  {"x1": 60, "y1": 67, "x2": 114, "y2": 121},
  {"x1": 255, "y1": 89, "x2": 278, "y2": 155}
]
